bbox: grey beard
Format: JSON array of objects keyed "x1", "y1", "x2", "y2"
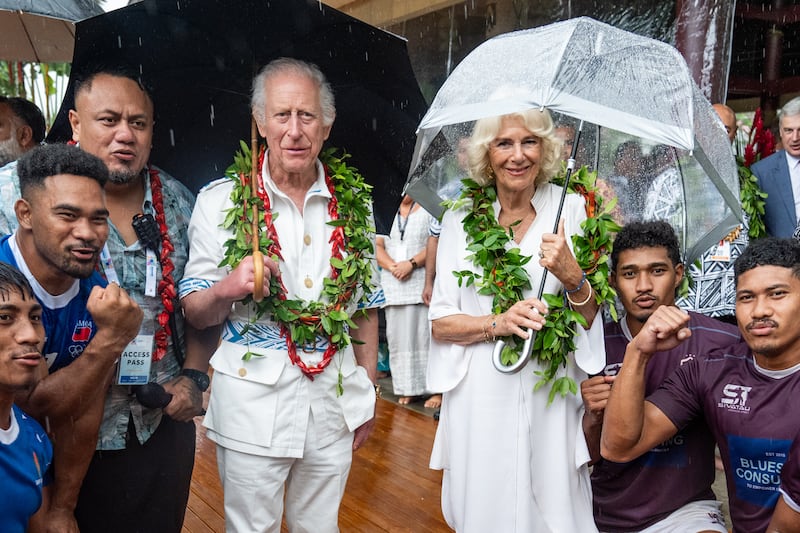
[
  {"x1": 0, "y1": 136, "x2": 24, "y2": 167},
  {"x1": 108, "y1": 168, "x2": 140, "y2": 185}
]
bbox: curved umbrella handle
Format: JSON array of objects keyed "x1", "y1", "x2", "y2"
[
  {"x1": 491, "y1": 120, "x2": 584, "y2": 375},
  {"x1": 491, "y1": 328, "x2": 536, "y2": 374},
  {"x1": 252, "y1": 249, "x2": 264, "y2": 303}
]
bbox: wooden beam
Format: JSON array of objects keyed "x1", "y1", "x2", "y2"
[
  {"x1": 736, "y1": 3, "x2": 800, "y2": 24},
  {"x1": 324, "y1": 0, "x2": 466, "y2": 27}
]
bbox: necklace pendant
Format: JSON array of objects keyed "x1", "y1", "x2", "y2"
[{"x1": 304, "y1": 276, "x2": 313, "y2": 288}]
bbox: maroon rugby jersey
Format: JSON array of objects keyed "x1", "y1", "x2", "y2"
[
  {"x1": 592, "y1": 312, "x2": 741, "y2": 532},
  {"x1": 650, "y1": 352, "x2": 800, "y2": 533}
]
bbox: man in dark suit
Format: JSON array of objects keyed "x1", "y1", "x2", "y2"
[{"x1": 752, "y1": 96, "x2": 800, "y2": 238}]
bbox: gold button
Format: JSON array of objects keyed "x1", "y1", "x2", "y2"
[
  {"x1": 304, "y1": 234, "x2": 311, "y2": 246},
  {"x1": 238, "y1": 368, "x2": 247, "y2": 377},
  {"x1": 304, "y1": 277, "x2": 313, "y2": 288}
]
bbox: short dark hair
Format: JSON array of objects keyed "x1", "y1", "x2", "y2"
[
  {"x1": 0, "y1": 96, "x2": 46, "y2": 144},
  {"x1": 17, "y1": 143, "x2": 108, "y2": 198},
  {"x1": 734, "y1": 237, "x2": 800, "y2": 284},
  {"x1": 0, "y1": 261, "x2": 35, "y2": 302},
  {"x1": 74, "y1": 66, "x2": 154, "y2": 104},
  {"x1": 611, "y1": 220, "x2": 682, "y2": 271}
]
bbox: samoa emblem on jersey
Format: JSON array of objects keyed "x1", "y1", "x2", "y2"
[{"x1": 72, "y1": 320, "x2": 93, "y2": 342}]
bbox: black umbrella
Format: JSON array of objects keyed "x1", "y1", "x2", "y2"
[{"x1": 47, "y1": 0, "x2": 427, "y2": 234}]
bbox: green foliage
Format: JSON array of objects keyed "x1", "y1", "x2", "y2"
[
  {"x1": 0, "y1": 61, "x2": 71, "y2": 128},
  {"x1": 219, "y1": 142, "x2": 376, "y2": 395},
  {"x1": 737, "y1": 162, "x2": 767, "y2": 239},
  {"x1": 457, "y1": 166, "x2": 619, "y2": 402}
]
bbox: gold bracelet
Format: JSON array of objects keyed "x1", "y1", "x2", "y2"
[
  {"x1": 482, "y1": 315, "x2": 497, "y2": 342},
  {"x1": 565, "y1": 283, "x2": 594, "y2": 306}
]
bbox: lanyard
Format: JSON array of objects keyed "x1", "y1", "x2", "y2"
[
  {"x1": 396, "y1": 201, "x2": 416, "y2": 241},
  {"x1": 99, "y1": 244, "x2": 158, "y2": 297}
]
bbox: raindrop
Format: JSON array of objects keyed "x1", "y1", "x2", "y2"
[
  {"x1": 138, "y1": 37, "x2": 142, "y2": 47},
  {"x1": 117, "y1": 35, "x2": 122, "y2": 49},
  {"x1": 364, "y1": 51, "x2": 369, "y2": 62},
  {"x1": 210, "y1": 104, "x2": 216, "y2": 127},
  {"x1": 372, "y1": 117, "x2": 378, "y2": 131},
  {"x1": 169, "y1": 129, "x2": 175, "y2": 147}
]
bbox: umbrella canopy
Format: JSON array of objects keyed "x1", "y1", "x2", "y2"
[
  {"x1": 46, "y1": 0, "x2": 427, "y2": 235},
  {"x1": 0, "y1": 0, "x2": 102, "y2": 62},
  {"x1": 405, "y1": 16, "x2": 741, "y2": 263}
]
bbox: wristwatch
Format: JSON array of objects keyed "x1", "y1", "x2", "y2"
[
  {"x1": 181, "y1": 368, "x2": 210, "y2": 392},
  {"x1": 409, "y1": 257, "x2": 418, "y2": 269}
]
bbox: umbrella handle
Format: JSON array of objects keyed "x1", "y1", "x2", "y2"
[
  {"x1": 490, "y1": 120, "x2": 585, "y2": 375},
  {"x1": 251, "y1": 205, "x2": 264, "y2": 303},
  {"x1": 491, "y1": 329, "x2": 536, "y2": 374},
  {"x1": 252, "y1": 249, "x2": 264, "y2": 303},
  {"x1": 250, "y1": 117, "x2": 264, "y2": 303}
]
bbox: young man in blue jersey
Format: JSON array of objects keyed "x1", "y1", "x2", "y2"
[
  {"x1": 0, "y1": 262, "x2": 52, "y2": 533},
  {"x1": 9, "y1": 143, "x2": 142, "y2": 532},
  {"x1": 602, "y1": 237, "x2": 800, "y2": 533}
]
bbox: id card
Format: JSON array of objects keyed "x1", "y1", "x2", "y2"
[
  {"x1": 710, "y1": 240, "x2": 731, "y2": 262},
  {"x1": 145, "y1": 248, "x2": 158, "y2": 297},
  {"x1": 117, "y1": 334, "x2": 154, "y2": 385}
]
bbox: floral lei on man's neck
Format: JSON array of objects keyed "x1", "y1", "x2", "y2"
[
  {"x1": 219, "y1": 142, "x2": 375, "y2": 390},
  {"x1": 148, "y1": 167, "x2": 178, "y2": 362},
  {"x1": 451, "y1": 165, "x2": 619, "y2": 402},
  {"x1": 67, "y1": 140, "x2": 175, "y2": 362}
]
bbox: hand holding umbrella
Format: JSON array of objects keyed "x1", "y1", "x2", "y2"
[{"x1": 492, "y1": 125, "x2": 584, "y2": 374}]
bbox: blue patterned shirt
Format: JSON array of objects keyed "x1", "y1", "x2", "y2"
[
  {"x1": 96, "y1": 168, "x2": 194, "y2": 449},
  {"x1": 0, "y1": 160, "x2": 20, "y2": 235}
]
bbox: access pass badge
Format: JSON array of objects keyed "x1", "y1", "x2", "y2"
[
  {"x1": 117, "y1": 333, "x2": 154, "y2": 385},
  {"x1": 710, "y1": 239, "x2": 731, "y2": 262}
]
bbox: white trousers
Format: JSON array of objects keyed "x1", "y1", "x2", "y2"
[{"x1": 216, "y1": 420, "x2": 354, "y2": 533}]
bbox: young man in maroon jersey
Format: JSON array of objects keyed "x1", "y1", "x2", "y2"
[{"x1": 602, "y1": 236, "x2": 800, "y2": 533}]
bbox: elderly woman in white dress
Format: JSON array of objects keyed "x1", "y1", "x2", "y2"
[{"x1": 427, "y1": 106, "x2": 605, "y2": 532}]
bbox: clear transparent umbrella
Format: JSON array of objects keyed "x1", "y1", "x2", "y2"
[{"x1": 405, "y1": 16, "x2": 741, "y2": 265}]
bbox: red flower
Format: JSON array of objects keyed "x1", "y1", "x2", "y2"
[{"x1": 743, "y1": 108, "x2": 776, "y2": 168}]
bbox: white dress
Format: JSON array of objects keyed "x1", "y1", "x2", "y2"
[
  {"x1": 427, "y1": 182, "x2": 605, "y2": 533},
  {"x1": 380, "y1": 205, "x2": 433, "y2": 396}
]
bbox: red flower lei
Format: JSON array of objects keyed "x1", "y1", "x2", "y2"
[
  {"x1": 249, "y1": 149, "x2": 343, "y2": 378},
  {"x1": 148, "y1": 167, "x2": 177, "y2": 362}
]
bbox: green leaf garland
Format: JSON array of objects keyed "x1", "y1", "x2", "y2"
[
  {"x1": 452, "y1": 165, "x2": 619, "y2": 402},
  {"x1": 218, "y1": 141, "x2": 375, "y2": 394}
]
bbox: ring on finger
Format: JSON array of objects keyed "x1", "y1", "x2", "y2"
[{"x1": 538, "y1": 250, "x2": 545, "y2": 259}]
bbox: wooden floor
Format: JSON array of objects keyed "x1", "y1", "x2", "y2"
[{"x1": 181, "y1": 398, "x2": 449, "y2": 532}]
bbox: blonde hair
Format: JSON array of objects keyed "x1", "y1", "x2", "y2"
[{"x1": 467, "y1": 108, "x2": 562, "y2": 187}]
